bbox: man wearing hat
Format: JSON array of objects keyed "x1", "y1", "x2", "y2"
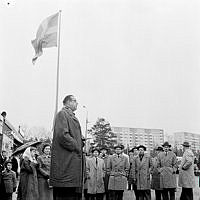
[
  {"x1": 99, "y1": 146, "x2": 110, "y2": 200},
  {"x1": 178, "y1": 142, "x2": 195, "y2": 200},
  {"x1": 107, "y1": 144, "x2": 129, "y2": 200},
  {"x1": 86, "y1": 148, "x2": 105, "y2": 200},
  {"x1": 132, "y1": 145, "x2": 152, "y2": 200},
  {"x1": 151, "y1": 146, "x2": 163, "y2": 200},
  {"x1": 128, "y1": 146, "x2": 139, "y2": 200},
  {"x1": 157, "y1": 142, "x2": 177, "y2": 200}
]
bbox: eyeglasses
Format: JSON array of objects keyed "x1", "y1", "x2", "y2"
[{"x1": 71, "y1": 99, "x2": 77, "y2": 103}]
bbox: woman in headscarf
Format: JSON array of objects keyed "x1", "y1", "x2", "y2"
[
  {"x1": 17, "y1": 146, "x2": 39, "y2": 200},
  {"x1": 37, "y1": 143, "x2": 53, "y2": 200}
]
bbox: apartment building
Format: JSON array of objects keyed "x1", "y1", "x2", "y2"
[
  {"x1": 112, "y1": 126, "x2": 164, "y2": 151},
  {"x1": 174, "y1": 132, "x2": 200, "y2": 152}
]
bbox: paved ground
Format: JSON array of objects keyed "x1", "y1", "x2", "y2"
[
  {"x1": 13, "y1": 175, "x2": 200, "y2": 200},
  {"x1": 123, "y1": 175, "x2": 200, "y2": 200}
]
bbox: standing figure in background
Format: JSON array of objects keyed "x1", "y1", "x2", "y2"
[
  {"x1": 157, "y1": 142, "x2": 177, "y2": 200},
  {"x1": 107, "y1": 144, "x2": 129, "y2": 200},
  {"x1": 50, "y1": 95, "x2": 83, "y2": 200},
  {"x1": 197, "y1": 153, "x2": 200, "y2": 187},
  {"x1": 0, "y1": 151, "x2": 8, "y2": 200},
  {"x1": 178, "y1": 142, "x2": 195, "y2": 200},
  {"x1": 37, "y1": 143, "x2": 53, "y2": 200},
  {"x1": 17, "y1": 146, "x2": 39, "y2": 200},
  {"x1": 10, "y1": 155, "x2": 19, "y2": 179},
  {"x1": 86, "y1": 148, "x2": 105, "y2": 200},
  {"x1": 2, "y1": 161, "x2": 17, "y2": 200},
  {"x1": 128, "y1": 148, "x2": 134, "y2": 190},
  {"x1": 99, "y1": 146, "x2": 110, "y2": 200},
  {"x1": 0, "y1": 151, "x2": 7, "y2": 171},
  {"x1": 133, "y1": 145, "x2": 152, "y2": 200},
  {"x1": 127, "y1": 146, "x2": 139, "y2": 200},
  {"x1": 151, "y1": 146, "x2": 163, "y2": 200}
]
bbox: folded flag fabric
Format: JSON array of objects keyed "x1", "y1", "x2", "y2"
[{"x1": 32, "y1": 12, "x2": 59, "y2": 64}]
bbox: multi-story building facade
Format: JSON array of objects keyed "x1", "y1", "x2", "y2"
[
  {"x1": 174, "y1": 132, "x2": 200, "y2": 152},
  {"x1": 112, "y1": 126, "x2": 164, "y2": 151}
]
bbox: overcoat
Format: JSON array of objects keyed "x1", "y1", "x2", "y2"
[
  {"x1": 37, "y1": 154, "x2": 53, "y2": 200},
  {"x1": 107, "y1": 154, "x2": 129, "y2": 190},
  {"x1": 133, "y1": 154, "x2": 152, "y2": 190},
  {"x1": 157, "y1": 151, "x2": 177, "y2": 189},
  {"x1": 178, "y1": 149, "x2": 195, "y2": 188},
  {"x1": 100, "y1": 154, "x2": 110, "y2": 192},
  {"x1": 2, "y1": 169, "x2": 17, "y2": 193},
  {"x1": 151, "y1": 157, "x2": 162, "y2": 190},
  {"x1": 50, "y1": 107, "x2": 83, "y2": 187},
  {"x1": 86, "y1": 157, "x2": 105, "y2": 194},
  {"x1": 17, "y1": 158, "x2": 39, "y2": 200},
  {"x1": 128, "y1": 155, "x2": 137, "y2": 184}
]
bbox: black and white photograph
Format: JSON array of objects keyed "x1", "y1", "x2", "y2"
[{"x1": 1, "y1": 0, "x2": 200, "y2": 199}]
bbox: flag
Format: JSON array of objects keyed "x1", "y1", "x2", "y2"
[{"x1": 32, "y1": 12, "x2": 59, "y2": 64}]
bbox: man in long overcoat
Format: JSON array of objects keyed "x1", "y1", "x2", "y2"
[
  {"x1": 50, "y1": 95, "x2": 83, "y2": 200},
  {"x1": 128, "y1": 146, "x2": 139, "y2": 200},
  {"x1": 99, "y1": 146, "x2": 110, "y2": 200},
  {"x1": 86, "y1": 148, "x2": 105, "y2": 200},
  {"x1": 132, "y1": 145, "x2": 152, "y2": 200},
  {"x1": 107, "y1": 144, "x2": 129, "y2": 200},
  {"x1": 151, "y1": 146, "x2": 163, "y2": 200},
  {"x1": 178, "y1": 142, "x2": 195, "y2": 200},
  {"x1": 157, "y1": 142, "x2": 177, "y2": 200}
]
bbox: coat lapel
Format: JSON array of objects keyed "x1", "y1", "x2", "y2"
[
  {"x1": 113, "y1": 154, "x2": 123, "y2": 166},
  {"x1": 62, "y1": 107, "x2": 80, "y2": 123},
  {"x1": 91, "y1": 157, "x2": 97, "y2": 169}
]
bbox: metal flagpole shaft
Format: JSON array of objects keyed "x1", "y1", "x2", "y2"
[
  {"x1": 52, "y1": 10, "x2": 61, "y2": 132},
  {"x1": 55, "y1": 10, "x2": 62, "y2": 116}
]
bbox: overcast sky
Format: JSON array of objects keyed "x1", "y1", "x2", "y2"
[{"x1": 1, "y1": 0, "x2": 200, "y2": 136}]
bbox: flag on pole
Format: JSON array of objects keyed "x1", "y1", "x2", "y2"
[{"x1": 31, "y1": 12, "x2": 59, "y2": 64}]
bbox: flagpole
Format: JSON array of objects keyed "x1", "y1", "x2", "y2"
[{"x1": 54, "y1": 10, "x2": 62, "y2": 116}]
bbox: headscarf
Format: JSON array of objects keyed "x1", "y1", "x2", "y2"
[{"x1": 22, "y1": 147, "x2": 37, "y2": 163}]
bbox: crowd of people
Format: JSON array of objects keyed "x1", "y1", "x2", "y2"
[
  {"x1": 0, "y1": 143, "x2": 52, "y2": 200},
  {"x1": 0, "y1": 94, "x2": 198, "y2": 200}
]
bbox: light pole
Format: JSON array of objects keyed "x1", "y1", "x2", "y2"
[
  {"x1": 83, "y1": 106, "x2": 89, "y2": 151},
  {"x1": 82, "y1": 106, "x2": 88, "y2": 200}
]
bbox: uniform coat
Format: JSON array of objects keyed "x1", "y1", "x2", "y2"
[
  {"x1": 2, "y1": 169, "x2": 17, "y2": 193},
  {"x1": 86, "y1": 157, "x2": 105, "y2": 194},
  {"x1": 178, "y1": 149, "x2": 195, "y2": 188},
  {"x1": 151, "y1": 157, "x2": 162, "y2": 190},
  {"x1": 50, "y1": 107, "x2": 83, "y2": 188},
  {"x1": 157, "y1": 151, "x2": 177, "y2": 189},
  {"x1": 133, "y1": 154, "x2": 152, "y2": 190},
  {"x1": 107, "y1": 154, "x2": 129, "y2": 191}
]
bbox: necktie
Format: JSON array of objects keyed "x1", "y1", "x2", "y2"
[
  {"x1": 96, "y1": 158, "x2": 98, "y2": 166},
  {"x1": 165, "y1": 152, "x2": 167, "y2": 156}
]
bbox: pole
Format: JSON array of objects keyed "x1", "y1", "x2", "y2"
[
  {"x1": 82, "y1": 106, "x2": 88, "y2": 200},
  {"x1": 54, "y1": 10, "x2": 62, "y2": 116},
  {"x1": 52, "y1": 11, "x2": 61, "y2": 131}
]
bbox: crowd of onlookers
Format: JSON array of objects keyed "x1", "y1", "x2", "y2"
[
  {"x1": 83, "y1": 141, "x2": 197, "y2": 200},
  {"x1": 0, "y1": 140, "x2": 199, "y2": 200},
  {"x1": 0, "y1": 143, "x2": 52, "y2": 200}
]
